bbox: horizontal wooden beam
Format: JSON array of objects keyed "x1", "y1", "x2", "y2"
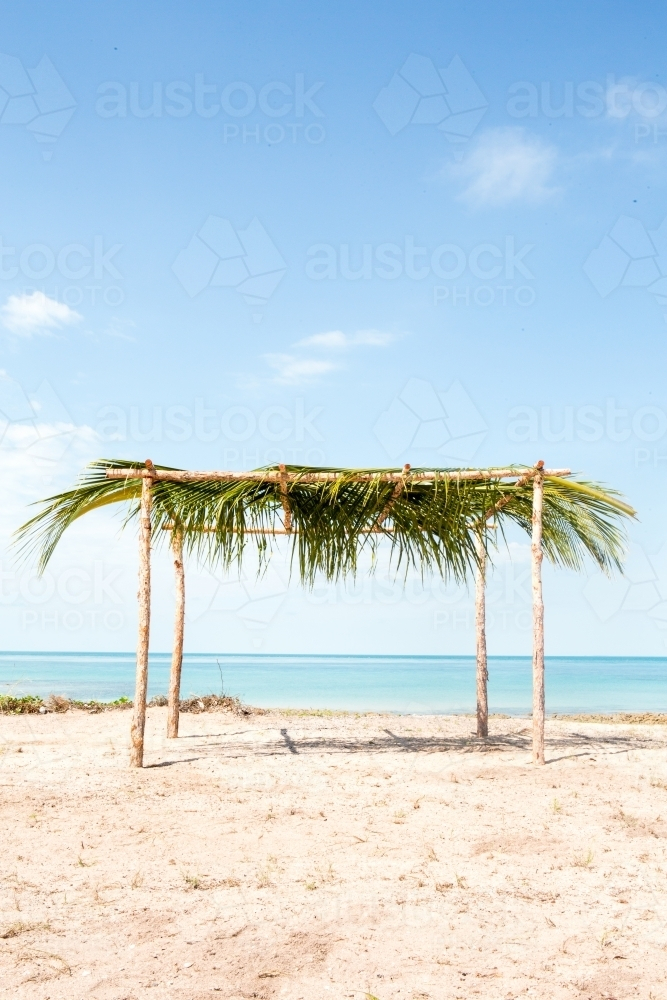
[
  {"x1": 107, "y1": 467, "x2": 571, "y2": 483},
  {"x1": 159, "y1": 524, "x2": 393, "y2": 535}
]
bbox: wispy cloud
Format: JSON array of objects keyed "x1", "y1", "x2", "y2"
[
  {"x1": 451, "y1": 127, "x2": 559, "y2": 206},
  {"x1": 295, "y1": 329, "x2": 396, "y2": 350},
  {"x1": 1, "y1": 291, "x2": 82, "y2": 337},
  {"x1": 263, "y1": 354, "x2": 338, "y2": 384},
  {"x1": 262, "y1": 328, "x2": 397, "y2": 384},
  {"x1": 103, "y1": 317, "x2": 136, "y2": 341}
]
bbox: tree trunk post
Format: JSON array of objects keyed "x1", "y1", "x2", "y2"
[
  {"x1": 531, "y1": 462, "x2": 545, "y2": 766},
  {"x1": 167, "y1": 524, "x2": 185, "y2": 739},
  {"x1": 475, "y1": 528, "x2": 488, "y2": 739},
  {"x1": 130, "y1": 467, "x2": 153, "y2": 767}
]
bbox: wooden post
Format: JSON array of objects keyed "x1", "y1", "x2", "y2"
[
  {"x1": 531, "y1": 461, "x2": 545, "y2": 765},
  {"x1": 167, "y1": 524, "x2": 185, "y2": 739},
  {"x1": 130, "y1": 463, "x2": 153, "y2": 767},
  {"x1": 475, "y1": 529, "x2": 488, "y2": 738}
]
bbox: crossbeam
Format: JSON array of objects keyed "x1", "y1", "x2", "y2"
[
  {"x1": 107, "y1": 467, "x2": 571, "y2": 483},
  {"x1": 159, "y1": 524, "x2": 394, "y2": 535}
]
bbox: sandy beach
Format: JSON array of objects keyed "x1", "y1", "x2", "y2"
[{"x1": 2, "y1": 707, "x2": 667, "y2": 1000}]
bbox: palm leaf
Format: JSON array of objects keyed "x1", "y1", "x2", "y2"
[{"x1": 14, "y1": 461, "x2": 635, "y2": 587}]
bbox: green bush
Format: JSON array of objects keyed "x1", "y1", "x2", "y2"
[{"x1": 0, "y1": 695, "x2": 43, "y2": 715}]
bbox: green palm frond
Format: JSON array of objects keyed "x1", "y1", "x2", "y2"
[
  {"x1": 473, "y1": 475, "x2": 635, "y2": 575},
  {"x1": 14, "y1": 460, "x2": 636, "y2": 586}
]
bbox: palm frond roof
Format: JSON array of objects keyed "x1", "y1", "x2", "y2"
[{"x1": 15, "y1": 459, "x2": 636, "y2": 583}]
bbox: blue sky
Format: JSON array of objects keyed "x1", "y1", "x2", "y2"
[{"x1": 0, "y1": 0, "x2": 666, "y2": 657}]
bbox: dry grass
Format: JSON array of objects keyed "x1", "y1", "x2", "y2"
[
  {"x1": 554, "y1": 713, "x2": 667, "y2": 725},
  {"x1": 0, "y1": 692, "x2": 254, "y2": 716},
  {"x1": 0, "y1": 921, "x2": 48, "y2": 939},
  {"x1": 167, "y1": 693, "x2": 252, "y2": 715}
]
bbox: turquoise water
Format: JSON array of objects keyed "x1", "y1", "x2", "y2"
[{"x1": 0, "y1": 651, "x2": 665, "y2": 714}]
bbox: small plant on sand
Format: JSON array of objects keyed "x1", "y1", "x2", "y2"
[
  {"x1": 44, "y1": 694, "x2": 70, "y2": 713},
  {"x1": 616, "y1": 809, "x2": 639, "y2": 828},
  {"x1": 0, "y1": 921, "x2": 48, "y2": 939},
  {"x1": 551, "y1": 798, "x2": 561, "y2": 814},
  {"x1": 131, "y1": 871, "x2": 143, "y2": 889},
  {"x1": 183, "y1": 872, "x2": 202, "y2": 889},
  {"x1": 0, "y1": 695, "x2": 42, "y2": 715},
  {"x1": 573, "y1": 849, "x2": 594, "y2": 868},
  {"x1": 599, "y1": 927, "x2": 614, "y2": 948}
]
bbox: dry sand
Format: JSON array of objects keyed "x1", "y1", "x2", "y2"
[{"x1": 2, "y1": 708, "x2": 667, "y2": 999}]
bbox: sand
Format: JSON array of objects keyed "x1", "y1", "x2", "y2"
[{"x1": 2, "y1": 708, "x2": 667, "y2": 1000}]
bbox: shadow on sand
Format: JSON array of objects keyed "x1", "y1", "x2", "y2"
[{"x1": 148, "y1": 724, "x2": 666, "y2": 767}]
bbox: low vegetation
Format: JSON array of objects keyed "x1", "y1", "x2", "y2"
[{"x1": 0, "y1": 691, "x2": 251, "y2": 715}]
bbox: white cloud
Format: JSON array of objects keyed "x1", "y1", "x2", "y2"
[
  {"x1": 263, "y1": 353, "x2": 338, "y2": 384},
  {"x1": 102, "y1": 317, "x2": 136, "y2": 341},
  {"x1": 261, "y1": 328, "x2": 397, "y2": 384},
  {"x1": 452, "y1": 127, "x2": 558, "y2": 206},
  {"x1": 296, "y1": 329, "x2": 396, "y2": 350},
  {"x1": 296, "y1": 330, "x2": 348, "y2": 350},
  {"x1": 1, "y1": 291, "x2": 82, "y2": 337}
]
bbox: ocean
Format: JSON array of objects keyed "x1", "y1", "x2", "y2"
[{"x1": 0, "y1": 651, "x2": 665, "y2": 715}]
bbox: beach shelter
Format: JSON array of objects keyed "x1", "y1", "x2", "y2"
[{"x1": 16, "y1": 459, "x2": 633, "y2": 767}]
